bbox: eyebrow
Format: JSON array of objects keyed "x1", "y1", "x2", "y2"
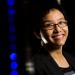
[
  {"x1": 43, "y1": 18, "x2": 66, "y2": 23},
  {"x1": 58, "y1": 17, "x2": 66, "y2": 21},
  {"x1": 43, "y1": 20, "x2": 53, "y2": 23}
]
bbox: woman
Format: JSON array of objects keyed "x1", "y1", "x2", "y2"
[{"x1": 32, "y1": 2, "x2": 75, "y2": 75}]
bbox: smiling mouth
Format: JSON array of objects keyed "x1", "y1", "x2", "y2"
[{"x1": 52, "y1": 34, "x2": 64, "y2": 40}]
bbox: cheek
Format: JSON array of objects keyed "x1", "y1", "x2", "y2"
[
  {"x1": 63, "y1": 27, "x2": 69, "y2": 37},
  {"x1": 45, "y1": 30, "x2": 54, "y2": 42},
  {"x1": 46, "y1": 30, "x2": 53, "y2": 37},
  {"x1": 41, "y1": 30, "x2": 53, "y2": 40}
]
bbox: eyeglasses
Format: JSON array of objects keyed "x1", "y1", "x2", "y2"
[{"x1": 42, "y1": 20, "x2": 68, "y2": 30}]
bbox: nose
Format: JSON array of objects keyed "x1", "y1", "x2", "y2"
[{"x1": 53, "y1": 24, "x2": 61, "y2": 33}]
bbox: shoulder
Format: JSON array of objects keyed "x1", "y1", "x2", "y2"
[
  {"x1": 32, "y1": 53, "x2": 46, "y2": 75},
  {"x1": 63, "y1": 51, "x2": 75, "y2": 65},
  {"x1": 32, "y1": 51, "x2": 53, "y2": 70},
  {"x1": 32, "y1": 47, "x2": 49, "y2": 62},
  {"x1": 63, "y1": 51, "x2": 75, "y2": 59},
  {"x1": 32, "y1": 53, "x2": 46, "y2": 64}
]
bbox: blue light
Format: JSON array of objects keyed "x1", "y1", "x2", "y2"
[
  {"x1": 7, "y1": 0, "x2": 15, "y2": 6},
  {"x1": 9, "y1": 44, "x2": 16, "y2": 50},
  {"x1": 10, "y1": 62, "x2": 18, "y2": 69},
  {"x1": 11, "y1": 71, "x2": 18, "y2": 75},
  {"x1": 10, "y1": 53, "x2": 17, "y2": 60},
  {"x1": 8, "y1": 9, "x2": 15, "y2": 15}
]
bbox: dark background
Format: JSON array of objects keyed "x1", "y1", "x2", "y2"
[{"x1": 0, "y1": 0, "x2": 75, "y2": 75}]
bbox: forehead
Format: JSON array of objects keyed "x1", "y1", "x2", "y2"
[{"x1": 42, "y1": 9, "x2": 65, "y2": 22}]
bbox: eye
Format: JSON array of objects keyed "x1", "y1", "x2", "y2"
[
  {"x1": 59, "y1": 21, "x2": 67, "y2": 25},
  {"x1": 59, "y1": 21, "x2": 64, "y2": 25},
  {"x1": 44, "y1": 22, "x2": 53, "y2": 25},
  {"x1": 45, "y1": 23, "x2": 54, "y2": 28}
]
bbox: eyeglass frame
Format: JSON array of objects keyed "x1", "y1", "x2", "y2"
[{"x1": 41, "y1": 20, "x2": 68, "y2": 30}]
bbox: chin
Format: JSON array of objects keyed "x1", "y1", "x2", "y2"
[
  {"x1": 48, "y1": 37, "x2": 67, "y2": 46},
  {"x1": 54, "y1": 41, "x2": 65, "y2": 46}
]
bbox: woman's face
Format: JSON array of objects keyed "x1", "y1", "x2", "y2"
[{"x1": 41, "y1": 9, "x2": 68, "y2": 46}]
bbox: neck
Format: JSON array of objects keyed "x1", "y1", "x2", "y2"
[
  {"x1": 49, "y1": 46, "x2": 64, "y2": 59},
  {"x1": 48, "y1": 45, "x2": 63, "y2": 55},
  {"x1": 48, "y1": 46, "x2": 70, "y2": 68}
]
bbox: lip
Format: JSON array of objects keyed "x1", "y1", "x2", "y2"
[{"x1": 52, "y1": 34, "x2": 64, "y2": 39}]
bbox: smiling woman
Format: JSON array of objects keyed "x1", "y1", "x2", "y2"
[
  {"x1": 31, "y1": 1, "x2": 75, "y2": 75},
  {"x1": 41, "y1": 8, "x2": 68, "y2": 47}
]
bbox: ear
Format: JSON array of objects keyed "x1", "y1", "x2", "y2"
[{"x1": 33, "y1": 32, "x2": 41, "y2": 39}]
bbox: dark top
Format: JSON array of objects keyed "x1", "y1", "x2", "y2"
[
  {"x1": 32, "y1": 47, "x2": 75, "y2": 75},
  {"x1": 60, "y1": 66, "x2": 75, "y2": 75}
]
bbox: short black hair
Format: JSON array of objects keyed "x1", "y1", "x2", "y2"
[{"x1": 31, "y1": 0, "x2": 68, "y2": 33}]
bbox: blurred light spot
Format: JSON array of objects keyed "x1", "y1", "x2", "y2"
[
  {"x1": 10, "y1": 53, "x2": 17, "y2": 60},
  {"x1": 10, "y1": 62, "x2": 18, "y2": 69},
  {"x1": 11, "y1": 71, "x2": 18, "y2": 75},
  {"x1": 8, "y1": 9, "x2": 15, "y2": 15},
  {"x1": 7, "y1": 0, "x2": 15, "y2": 6},
  {"x1": 25, "y1": 62, "x2": 34, "y2": 72}
]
